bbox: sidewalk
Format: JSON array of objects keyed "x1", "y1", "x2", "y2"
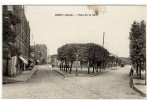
[
  {"x1": 3, "y1": 66, "x2": 38, "y2": 84},
  {"x1": 133, "y1": 74, "x2": 146, "y2": 97}
]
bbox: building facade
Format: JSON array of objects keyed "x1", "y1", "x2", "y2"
[{"x1": 13, "y1": 5, "x2": 30, "y2": 61}]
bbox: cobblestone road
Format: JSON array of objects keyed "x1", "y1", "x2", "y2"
[{"x1": 2, "y1": 65, "x2": 144, "y2": 99}]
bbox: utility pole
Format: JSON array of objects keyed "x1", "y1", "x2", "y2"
[
  {"x1": 47, "y1": 48, "x2": 49, "y2": 64},
  {"x1": 47, "y1": 48, "x2": 49, "y2": 57},
  {"x1": 102, "y1": 32, "x2": 105, "y2": 47},
  {"x1": 102, "y1": 32, "x2": 105, "y2": 70},
  {"x1": 34, "y1": 42, "x2": 36, "y2": 61}
]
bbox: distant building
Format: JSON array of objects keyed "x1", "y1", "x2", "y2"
[
  {"x1": 29, "y1": 45, "x2": 36, "y2": 64},
  {"x1": 46, "y1": 55, "x2": 51, "y2": 64},
  {"x1": 30, "y1": 45, "x2": 35, "y2": 58},
  {"x1": 35, "y1": 44, "x2": 47, "y2": 64},
  {"x1": 51, "y1": 54, "x2": 59, "y2": 67},
  {"x1": 119, "y1": 57, "x2": 132, "y2": 65}
]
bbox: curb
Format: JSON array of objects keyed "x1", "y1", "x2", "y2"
[
  {"x1": 3, "y1": 80, "x2": 20, "y2": 84},
  {"x1": 3, "y1": 66, "x2": 37, "y2": 84},
  {"x1": 133, "y1": 84, "x2": 146, "y2": 97},
  {"x1": 54, "y1": 69, "x2": 72, "y2": 77},
  {"x1": 22, "y1": 67, "x2": 38, "y2": 82},
  {"x1": 54, "y1": 68, "x2": 100, "y2": 77},
  {"x1": 54, "y1": 69, "x2": 66, "y2": 77}
]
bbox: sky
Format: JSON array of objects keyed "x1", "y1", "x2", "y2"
[{"x1": 25, "y1": 5, "x2": 147, "y2": 57}]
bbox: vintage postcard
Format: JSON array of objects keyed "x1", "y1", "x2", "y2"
[{"x1": 2, "y1": 5, "x2": 146, "y2": 99}]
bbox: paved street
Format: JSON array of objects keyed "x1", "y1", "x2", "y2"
[{"x1": 3, "y1": 64, "x2": 144, "y2": 99}]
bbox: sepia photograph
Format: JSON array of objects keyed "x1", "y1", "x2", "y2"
[{"x1": 2, "y1": 5, "x2": 146, "y2": 99}]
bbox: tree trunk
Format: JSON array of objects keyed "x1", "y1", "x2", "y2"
[
  {"x1": 96, "y1": 63, "x2": 98, "y2": 72},
  {"x1": 62, "y1": 61, "x2": 64, "y2": 70},
  {"x1": 64, "y1": 66, "x2": 65, "y2": 71},
  {"x1": 102, "y1": 62, "x2": 104, "y2": 70},
  {"x1": 68, "y1": 61, "x2": 70, "y2": 70},
  {"x1": 65, "y1": 60, "x2": 68, "y2": 72},
  {"x1": 60, "y1": 61, "x2": 61, "y2": 70},
  {"x1": 104, "y1": 62, "x2": 106, "y2": 70},
  {"x1": 70, "y1": 61, "x2": 73, "y2": 74},
  {"x1": 88, "y1": 65, "x2": 90, "y2": 74},
  {"x1": 139, "y1": 62, "x2": 142, "y2": 79},
  {"x1": 66, "y1": 66, "x2": 67, "y2": 72},
  {"x1": 98, "y1": 65, "x2": 99, "y2": 72},
  {"x1": 139, "y1": 67, "x2": 142, "y2": 79},
  {"x1": 100, "y1": 64, "x2": 101, "y2": 72},
  {"x1": 60, "y1": 61, "x2": 62, "y2": 70},
  {"x1": 136, "y1": 62, "x2": 139, "y2": 75},
  {"x1": 93, "y1": 66, "x2": 94, "y2": 73},
  {"x1": 81, "y1": 61, "x2": 82, "y2": 70},
  {"x1": 61, "y1": 60, "x2": 63, "y2": 70},
  {"x1": 63, "y1": 61, "x2": 65, "y2": 71}
]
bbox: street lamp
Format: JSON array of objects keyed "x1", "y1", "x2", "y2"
[
  {"x1": 75, "y1": 49, "x2": 80, "y2": 76},
  {"x1": 76, "y1": 54, "x2": 78, "y2": 61}
]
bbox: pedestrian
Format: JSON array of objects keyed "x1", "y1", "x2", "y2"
[
  {"x1": 130, "y1": 74, "x2": 134, "y2": 88},
  {"x1": 129, "y1": 67, "x2": 134, "y2": 88},
  {"x1": 35, "y1": 60, "x2": 37, "y2": 65},
  {"x1": 129, "y1": 67, "x2": 134, "y2": 76}
]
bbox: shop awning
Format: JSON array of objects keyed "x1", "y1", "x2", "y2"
[{"x1": 19, "y1": 56, "x2": 28, "y2": 64}]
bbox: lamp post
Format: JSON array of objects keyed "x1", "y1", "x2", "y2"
[
  {"x1": 76, "y1": 54, "x2": 78, "y2": 76},
  {"x1": 34, "y1": 42, "x2": 36, "y2": 62},
  {"x1": 75, "y1": 50, "x2": 79, "y2": 76},
  {"x1": 38, "y1": 51, "x2": 41, "y2": 61}
]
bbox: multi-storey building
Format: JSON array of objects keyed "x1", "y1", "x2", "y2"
[{"x1": 3, "y1": 5, "x2": 30, "y2": 76}]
